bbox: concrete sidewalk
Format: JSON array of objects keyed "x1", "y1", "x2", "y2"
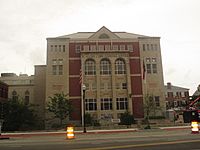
[{"x1": 0, "y1": 125, "x2": 191, "y2": 138}]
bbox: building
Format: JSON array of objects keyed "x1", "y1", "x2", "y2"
[
  {"x1": 0, "y1": 73, "x2": 34, "y2": 105},
  {"x1": 192, "y1": 84, "x2": 200, "y2": 98},
  {"x1": 165, "y1": 82, "x2": 189, "y2": 109},
  {"x1": 0, "y1": 81, "x2": 8, "y2": 102},
  {"x1": 44, "y1": 26, "x2": 165, "y2": 127},
  {"x1": 0, "y1": 26, "x2": 166, "y2": 128}
]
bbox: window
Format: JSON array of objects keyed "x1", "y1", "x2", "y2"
[
  {"x1": 58, "y1": 65, "x2": 63, "y2": 75},
  {"x1": 100, "y1": 59, "x2": 111, "y2": 75},
  {"x1": 85, "y1": 59, "x2": 96, "y2": 75},
  {"x1": 112, "y1": 45, "x2": 118, "y2": 50},
  {"x1": 143, "y1": 44, "x2": 145, "y2": 51},
  {"x1": 152, "y1": 64, "x2": 157, "y2": 73},
  {"x1": 115, "y1": 59, "x2": 126, "y2": 74},
  {"x1": 122, "y1": 83, "x2": 127, "y2": 89},
  {"x1": 63, "y1": 45, "x2": 65, "y2": 52},
  {"x1": 105, "y1": 45, "x2": 110, "y2": 51},
  {"x1": 101, "y1": 98, "x2": 112, "y2": 110},
  {"x1": 146, "y1": 58, "x2": 151, "y2": 63},
  {"x1": 85, "y1": 99, "x2": 97, "y2": 111},
  {"x1": 25, "y1": 90, "x2": 30, "y2": 105},
  {"x1": 127, "y1": 45, "x2": 133, "y2": 51},
  {"x1": 59, "y1": 45, "x2": 61, "y2": 52},
  {"x1": 119, "y1": 45, "x2": 125, "y2": 51},
  {"x1": 12, "y1": 90, "x2": 18, "y2": 101},
  {"x1": 147, "y1": 44, "x2": 150, "y2": 50},
  {"x1": 90, "y1": 45, "x2": 96, "y2": 51},
  {"x1": 83, "y1": 45, "x2": 89, "y2": 51},
  {"x1": 151, "y1": 44, "x2": 153, "y2": 50},
  {"x1": 52, "y1": 65, "x2": 57, "y2": 75},
  {"x1": 55, "y1": 45, "x2": 57, "y2": 52},
  {"x1": 167, "y1": 92, "x2": 173, "y2": 98},
  {"x1": 50, "y1": 45, "x2": 53, "y2": 52},
  {"x1": 155, "y1": 96, "x2": 160, "y2": 107},
  {"x1": 152, "y1": 58, "x2": 157, "y2": 62},
  {"x1": 116, "y1": 98, "x2": 128, "y2": 110},
  {"x1": 98, "y1": 45, "x2": 104, "y2": 51},
  {"x1": 146, "y1": 64, "x2": 151, "y2": 74},
  {"x1": 75, "y1": 45, "x2": 81, "y2": 53},
  {"x1": 154, "y1": 44, "x2": 158, "y2": 50}
]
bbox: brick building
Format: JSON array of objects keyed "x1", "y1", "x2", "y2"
[
  {"x1": 165, "y1": 82, "x2": 189, "y2": 109},
  {"x1": 44, "y1": 26, "x2": 165, "y2": 126}
]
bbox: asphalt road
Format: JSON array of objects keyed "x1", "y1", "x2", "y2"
[{"x1": 0, "y1": 129, "x2": 200, "y2": 150}]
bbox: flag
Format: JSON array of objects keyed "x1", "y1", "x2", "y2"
[
  {"x1": 142, "y1": 60, "x2": 146, "y2": 83},
  {"x1": 79, "y1": 69, "x2": 82, "y2": 84}
]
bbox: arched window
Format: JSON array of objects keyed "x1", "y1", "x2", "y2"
[
  {"x1": 115, "y1": 59, "x2": 126, "y2": 74},
  {"x1": 100, "y1": 59, "x2": 111, "y2": 75},
  {"x1": 24, "y1": 90, "x2": 30, "y2": 105},
  {"x1": 85, "y1": 59, "x2": 96, "y2": 75},
  {"x1": 12, "y1": 90, "x2": 18, "y2": 101}
]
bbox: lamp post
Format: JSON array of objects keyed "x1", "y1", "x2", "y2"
[{"x1": 82, "y1": 84, "x2": 86, "y2": 133}]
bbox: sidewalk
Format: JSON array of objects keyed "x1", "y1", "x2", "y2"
[{"x1": 0, "y1": 125, "x2": 191, "y2": 138}]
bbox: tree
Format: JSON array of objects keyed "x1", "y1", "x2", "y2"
[
  {"x1": 47, "y1": 93, "x2": 72, "y2": 126},
  {"x1": 143, "y1": 94, "x2": 161, "y2": 129},
  {"x1": 1, "y1": 98, "x2": 36, "y2": 131},
  {"x1": 120, "y1": 111, "x2": 135, "y2": 128}
]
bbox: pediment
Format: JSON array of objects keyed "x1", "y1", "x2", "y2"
[{"x1": 89, "y1": 26, "x2": 120, "y2": 40}]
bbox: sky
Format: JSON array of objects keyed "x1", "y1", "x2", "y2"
[{"x1": 0, "y1": 0, "x2": 200, "y2": 95}]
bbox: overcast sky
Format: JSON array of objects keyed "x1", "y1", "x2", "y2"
[{"x1": 0, "y1": 0, "x2": 200, "y2": 94}]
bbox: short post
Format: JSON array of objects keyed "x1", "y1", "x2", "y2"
[
  {"x1": 66, "y1": 126, "x2": 75, "y2": 139},
  {"x1": 191, "y1": 121, "x2": 199, "y2": 134}
]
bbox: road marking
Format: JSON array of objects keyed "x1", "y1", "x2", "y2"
[{"x1": 75, "y1": 139, "x2": 200, "y2": 150}]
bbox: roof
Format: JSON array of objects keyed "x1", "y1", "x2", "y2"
[
  {"x1": 164, "y1": 85, "x2": 189, "y2": 91},
  {"x1": 53, "y1": 26, "x2": 152, "y2": 40}
]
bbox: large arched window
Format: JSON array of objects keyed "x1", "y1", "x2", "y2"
[
  {"x1": 100, "y1": 59, "x2": 111, "y2": 75},
  {"x1": 115, "y1": 59, "x2": 126, "y2": 74},
  {"x1": 85, "y1": 59, "x2": 96, "y2": 75}
]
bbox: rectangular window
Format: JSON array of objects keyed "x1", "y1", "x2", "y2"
[
  {"x1": 83, "y1": 45, "x2": 89, "y2": 51},
  {"x1": 50, "y1": 45, "x2": 53, "y2": 52},
  {"x1": 147, "y1": 44, "x2": 150, "y2": 50},
  {"x1": 119, "y1": 45, "x2": 125, "y2": 51},
  {"x1": 127, "y1": 45, "x2": 133, "y2": 51},
  {"x1": 59, "y1": 45, "x2": 61, "y2": 52},
  {"x1": 155, "y1": 96, "x2": 160, "y2": 107},
  {"x1": 152, "y1": 64, "x2": 157, "y2": 73},
  {"x1": 90, "y1": 45, "x2": 96, "y2": 51},
  {"x1": 52, "y1": 65, "x2": 57, "y2": 75},
  {"x1": 85, "y1": 99, "x2": 97, "y2": 111},
  {"x1": 101, "y1": 98, "x2": 112, "y2": 110},
  {"x1": 143, "y1": 44, "x2": 145, "y2": 51},
  {"x1": 151, "y1": 44, "x2": 153, "y2": 50},
  {"x1": 55, "y1": 45, "x2": 58, "y2": 52},
  {"x1": 116, "y1": 98, "x2": 128, "y2": 110},
  {"x1": 75, "y1": 45, "x2": 81, "y2": 53},
  {"x1": 167, "y1": 92, "x2": 173, "y2": 98},
  {"x1": 63, "y1": 45, "x2": 65, "y2": 52},
  {"x1": 154, "y1": 44, "x2": 158, "y2": 50},
  {"x1": 112, "y1": 45, "x2": 118, "y2": 50},
  {"x1": 98, "y1": 45, "x2": 104, "y2": 51},
  {"x1": 105, "y1": 45, "x2": 110, "y2": 50},
  {"x1": 58, "y1": 65, "x2": 63, "y2": 75},
  {"x1": 146, "y1": 64, "x2": 151, "y2": 74},
  {"x1": 122, "y1": 83, "x2": 127, "y2": 89}
]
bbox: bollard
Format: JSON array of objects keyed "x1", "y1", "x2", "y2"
[
  {"x1": 66, "y1": 126, "x2": 75, "y2": 139},
  {"x1": 191, "y1": 121, "x2": 199, "y2": 134}
]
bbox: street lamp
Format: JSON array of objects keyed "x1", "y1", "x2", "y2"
[{"x1": 82, "y1": 84, "x2": 86, "y2": 133}]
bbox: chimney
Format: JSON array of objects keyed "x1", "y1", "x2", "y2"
[{"x1": 167, "y1": 82, "x2": 172, "y2": 89}]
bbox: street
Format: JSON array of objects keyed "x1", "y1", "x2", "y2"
[{"x1": 0, "y1": 128, "x2": 200, "y2": 150}]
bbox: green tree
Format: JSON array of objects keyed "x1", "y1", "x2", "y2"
[
  {"x1": 1, "y1": 98, "x2": 36, "y2": 131},
  {"x1": 143, "y1": 94, "x2": 161, "y2": 129},
  {"x1": 120, "y1": 111, "x2": 135, "y2": 128},
  {"x1": 47, "y1": 93, "x2": 72, "y2": 126}
]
